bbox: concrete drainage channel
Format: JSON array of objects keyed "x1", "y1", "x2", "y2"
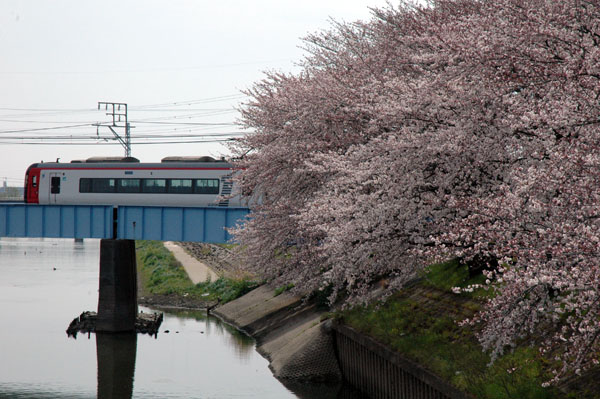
[{"x1": 212, "y1": 285, "x2": 470, "y2": 399}]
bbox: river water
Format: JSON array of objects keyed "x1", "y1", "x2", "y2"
[{"x1": 0, "y1": 238, "x2": 358, "y2": 399}]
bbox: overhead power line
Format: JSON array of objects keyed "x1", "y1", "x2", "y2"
[
  {"x1": 0, "y1": 119, "x2": 100, "y2": 124},
  {"x1": 0, "y1": 108, "x2": 99, "y2": 120},
  {"x1": 0, "y1": 95, "x2": 246, "y2": 112},
  {"x1": 0, "y1": 123, "x2": 94, "y2": 134},
  {"x1": 123, "y1": 94, "x2": 247, "y2": 109},
  {"x1": 131, "y1": 121, "x2": 236, "y2": 126},
  {"x1": 129, "y1": 108, "x2": 233, "y2": 112},
  {"x1": 0, "y1": 131, "x2": 246, "y2": 140},
  {"x1": 130, "y1": 110, "x2": 237, "y2": 123},
  {"x1": 0, "y1": 107, "x2": 95, "y2": 112},
  {"x1": 0, "y1": 125, "x2": 245, "y2": 137},
  {"x1": 0, "y1": 96, "x2": 252, "y2": 150},
  {"x1": 0, "y1": 139, "x2": 236, "y2": 145}
]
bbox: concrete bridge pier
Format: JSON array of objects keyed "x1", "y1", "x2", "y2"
[{"x1": 96, "y1": 239, "x2": 138, "y2": 332}]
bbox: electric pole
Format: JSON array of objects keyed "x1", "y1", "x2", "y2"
[{"x1": 96, "y1": 101, "x2": 132, "y2": 157}]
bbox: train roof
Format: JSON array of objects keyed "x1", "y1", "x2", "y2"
[{"x1": 28, "y1": 161, "x2": 234, "y2": 170}]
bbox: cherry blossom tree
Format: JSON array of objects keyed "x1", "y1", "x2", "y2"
[
  {"x1": 435, "y1": 0, "x2": 600, "y2": 380},
  {"x1": 229, "y1": 12, "x2": 412, "y2": 292},
  {"x1": 231, "y1": 0, "x2": 511, "y2": 297},
  {"x1": 231, "y1": 0, "x2": 600, "y2": 379},
  {"x1": 450, "y1": 138, "x2": 600, "y2": 383}
]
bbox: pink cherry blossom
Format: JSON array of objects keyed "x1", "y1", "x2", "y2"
[{"x1": 230, "y1": 0, "x2": 600, "y2": 381}]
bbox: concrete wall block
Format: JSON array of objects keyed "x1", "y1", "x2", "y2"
[
  {"x1": 214, "y1": 285, "x2": 342, "y2": 382},
  {"x1": 213, "y1": 285, "x2": 301, "y2": 335},
  {"x1": 261, "y1": 317, "x2": 341, "y2": 382}
]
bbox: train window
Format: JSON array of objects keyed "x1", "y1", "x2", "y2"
[
  {"x1": 32, "y1": 175, "x2": 38, "y2": 188},
  {"x1": 117, "y1": 179, "x2": 141, "y2": 193},
  {"x1": 142, "y1": 179, "x2": 167, "y2": 193},
  {"x1": 51, "y1": 177, "x2": 61, "y2": 194},
  {"x1": 93, "y1": 178, "x2": 116, "y2": 193},
  {"x1": 194, "y1": 179, "x2": 220, "y2": 194},
  {"x1": 79, "y1": 178, "x2": 117, "y2": 193},
  {"x1": 79, "y1": 178, "x2": 92, "y2": 193},
  {"x1": 168, "y1": 179, "x2": 193, "y2": 194}
]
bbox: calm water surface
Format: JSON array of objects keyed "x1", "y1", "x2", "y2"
[{"x1": 0, "y1": 238, "x2": 349, "y2": 399}]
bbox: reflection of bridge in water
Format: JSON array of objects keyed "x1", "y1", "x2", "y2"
[{"x1": 0, "y1": 203, "x2": 249, "y2": 332}]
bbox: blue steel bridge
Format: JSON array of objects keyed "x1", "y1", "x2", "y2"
[
  {"x1": 0, "y1": 203, "x2": 249, "y2": 243},
  {"x1": 0, "y1": 202, "x2": 250, "y2": 333}
]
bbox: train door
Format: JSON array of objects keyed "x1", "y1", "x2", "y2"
[{"x1": 48, "y1": 172, "x2": 61, "y2": 203}]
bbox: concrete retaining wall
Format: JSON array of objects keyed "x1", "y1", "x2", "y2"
[
  {"x1": 333, "y1": 322, "x2": 471, "y2": 399},
  {"x1": 214, "y1": 285, "x2": 471, "y2": 398},
  {"x1": 213, "y1": 285, "x2": 342, "y2": 382}
]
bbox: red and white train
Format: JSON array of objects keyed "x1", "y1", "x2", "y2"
[{"x1": 24, "y1": 156, "x2": 242, "y2": 207}]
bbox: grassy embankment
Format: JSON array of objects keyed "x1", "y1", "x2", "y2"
[
  {"x1": 341, "y1": 260, "x2": 594, "y2": 399},
  {"x1": 136, "y1": 240, "x2": 258, "y2": 303},
  {"x1": 135, "y1": 239, "x2": 594, "y2": 398}
]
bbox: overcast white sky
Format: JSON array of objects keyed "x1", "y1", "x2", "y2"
[{"x1": 0, "y1": 0, "x2": 392, "y2": 185}]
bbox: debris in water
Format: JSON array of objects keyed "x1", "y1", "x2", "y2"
[{"x1": 66, "y1": 311, "x2": 164, "y2": 338}]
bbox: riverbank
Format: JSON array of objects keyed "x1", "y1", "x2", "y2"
[
  {"x1": 137, "y1": 241, "x2": 344, "y2": 382},
  {"x1": 137, "y1": 241, "x2": 600, "y2": 399},
  {"x1": 136, "y1": 240, "x2": 361, "y2": 398},
  {"x1": 136, "y1": 240, "x2": 257, "y2": 310}
]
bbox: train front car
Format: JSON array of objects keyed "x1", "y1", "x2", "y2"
[
  {"x1": 24, "y1": 164, "x2": 42, "y2": 203},
  {"x1": 25, "y1": 156, "x2": 241, "y2": 207}
]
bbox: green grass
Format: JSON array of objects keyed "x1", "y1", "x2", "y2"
[
  {"x1": 341, "y1": 259, "x2": 562, "y2": 399},
  {"x1": 216, "y1": 243, "x2": 238, "y2": 251},
  {"x1": 274, "y1": 283, "x2": 294, "y2": 296},
  {"x1": 195, "y1": 276, "x2": 259, "y2": 303},
  {"x1": 421, "y1": 258, "x2": 492, "y2": 297},
  {"x1": 136, "y1": 240, "x2": 258, "y2": 303}
]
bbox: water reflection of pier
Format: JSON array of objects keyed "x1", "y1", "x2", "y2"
[
  {"x1": 93, "y1": 310, "x2": 257, "y2": 399},
  {"x1": 96, "y1": 333, "x2": 137, "y2": 399}
]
